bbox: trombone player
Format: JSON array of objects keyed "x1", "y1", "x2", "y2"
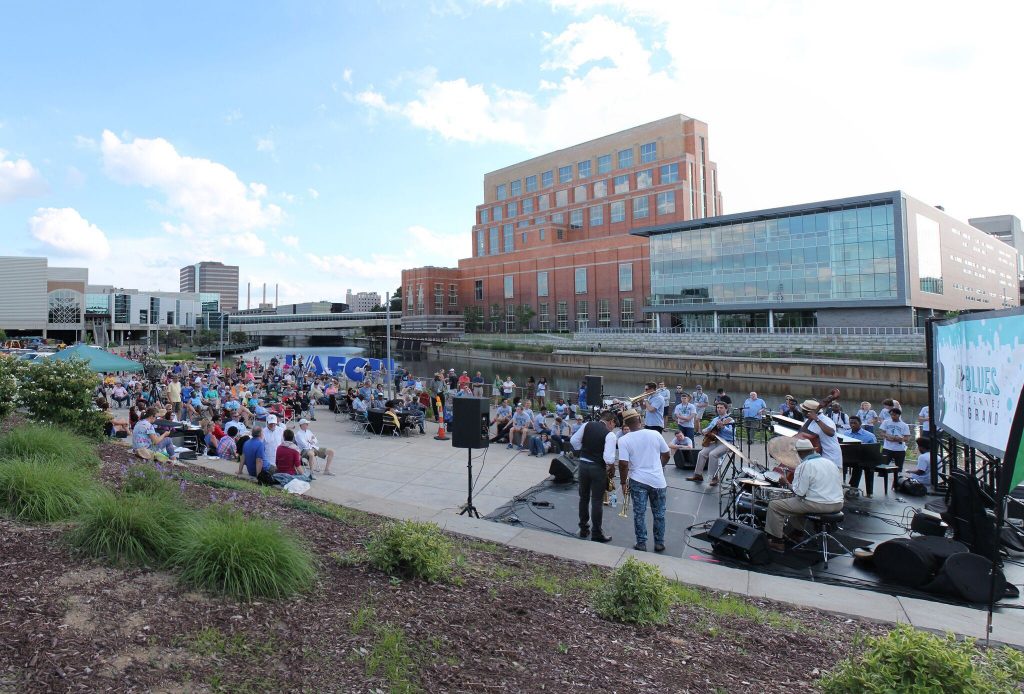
[{"x1": 616, "y1": 409, "x2": 671, "y2": 552}]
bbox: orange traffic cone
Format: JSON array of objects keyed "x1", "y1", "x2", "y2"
[{"x1": 434, "y1": 420, "x2": 449, "y2": 441}]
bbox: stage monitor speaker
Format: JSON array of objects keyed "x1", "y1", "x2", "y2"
[
  {"x1": 585, "y1": 375, "x2": 603, "y2": 408},
  {"x1": 549, "y1": 455, "x2": 578, "y2": 484},
  {"x1": 873, "y1": 538, "x2": 942, "y2": 587},
  {"x1": 451, "y1": 396, "x2": 490, "y2": 449},
  {"x1": 924, "y1": 552, "x2": 1008, "y2": 604},
  {"x1": 707, "y1": 518, "x2": 770, "y2": 565},
  {"x1": 674, "y1": 448, "x2": 698, "y2": 470}
]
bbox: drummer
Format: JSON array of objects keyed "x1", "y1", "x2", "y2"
[{"x1": 765, "y1": 439, "x2": 844, "y2": 553}]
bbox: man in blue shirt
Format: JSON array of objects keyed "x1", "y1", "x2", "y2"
[
  {"x1": 508, "y1": 405, "x2": 531, "y2": 450},
  {"x1": 688, "y1": 403, "x2": 734, "y2": 486},
  {"x1": 643, "y1": 381, "x2": 665, "y2": 432},
  {"x1": 673, "y1": 393, "x2": 697, "y2": 442},
  {"x1": 240, "y1": 425, "x2": 275, "y2": 484},
  {"x1": 691, "y1": 385, "x2": 709, "y2": 426},
  {"x1": 846, "y1": 415, "x2": 879, "y2": 496},
  {"x1": 741, "y1": 391, "x2": 768, "y2": 446}
]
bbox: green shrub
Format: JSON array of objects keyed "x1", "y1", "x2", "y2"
[
  {"x1": 173, "y1": 507, "x2": 316, "y2": 601},
  {"x1": 821, "y1": 623, "x2": 1024, "y2": 694},
  {"x1": 0, "y1": 456, "x2": 97, "y2": 522},
  {"x1": 0, "y1": 424, "x2": 100, "y2": 468},
  {"x1": 366, "y1": 520, "x2": 453, "y2": 582},
  {"x1": 0, "y1": 357, "x2": 22, "y2": 421},
  {"x1": 68, "y1": 489, "x2": 190, "y2": 566},
  {"x1": 121, "y1": 462, "x2": 177, "y2": 498},
  {"x1": 15, "y1": 358, "x2": 107, "y2": 438},
  {"x1": 594, "y1": 557, "x2": 670, "y2": 625}
]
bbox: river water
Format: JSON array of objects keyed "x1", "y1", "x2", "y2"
[{"x1": 242, "y1": 344, "x2": 926, "y2": 415}]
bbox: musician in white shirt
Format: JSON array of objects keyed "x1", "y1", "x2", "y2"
[
  {"x1": 799, "y1": 399, "x2": 842, "y2": 469},
  {"x1": 616, "y1": 411, "x2": 671, "y2": 552},
  {"x1": 766, "y1": 439, "x2": 844, "y2": 552}
]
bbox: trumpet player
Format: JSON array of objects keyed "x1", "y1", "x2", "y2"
[
  {"x1": 617, "y1": 410, "x2": 671, "y2": 552},
  {"x1": 570, "y1": 410, "x2": 618, "y2": 543}
]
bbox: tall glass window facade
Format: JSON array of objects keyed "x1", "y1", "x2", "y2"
[
  {"x1": 480, "y1": 208, "x2": 489, "y2": 224},
  {"x1": 114, "y1": 294, "x2": 130, "y2": 323},
  {"x1": 574, "y1": 267, "x2": 587, "y2": 294},
  {"x1": 503, "y1": 224, "x2": 514, "y2": 253},
  {"x1": 85, "y1": 293, "x2": 111, "y2": 317},
  {"x1": 48, "y1": 290, "x2": 81, "y2": 324},
  {"x1": 537, "y1": 271, "x2": 549, "y2": 297},
  {"x1": 489, "y1": 227, "x2": 499, "y2": 255},
  {"x1": 149, "y1": 297, "x2": 160, "y2": 324},
  {"x1": 477, "y1": 230, "x2": 486, "y2": 256},
  {"x1": 497, "y1": 184, "x2": 507, "y2": 201},
  {"x1": 649, "y1": 203, "x2": 898, "y2": 307}
]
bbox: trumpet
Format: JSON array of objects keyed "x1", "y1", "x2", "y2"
[{"x1": 618, "y1": 481, "x2": 631, "y2": 517}]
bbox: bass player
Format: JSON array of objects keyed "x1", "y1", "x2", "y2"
[
  {"x1": 687, "y1": 402, "x2": 735, "y2": 486},
  {"x1": 798, "y1": 398, "x2": 842, "y2": 469}
]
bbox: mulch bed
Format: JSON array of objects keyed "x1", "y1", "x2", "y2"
[{"x1": 0, "y1": 422, "x2": 886, "y2": 693}]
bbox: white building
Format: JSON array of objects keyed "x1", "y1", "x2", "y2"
[{"x1": 345, "y1": 289, "x2": 381, "y2": 312}]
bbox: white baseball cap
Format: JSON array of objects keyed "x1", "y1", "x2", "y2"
[
  {"x1": 298, "y1": 418, "x2": 310, "y2": 425},
  {"x1": 266, "y1": 415, "x2": 278, "y2": 424}
]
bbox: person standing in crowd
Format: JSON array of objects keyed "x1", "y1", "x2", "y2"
[
  {"x1": 827, "y1": 401, "x2": 852, "y2": 433},
  {"x1": 674, "y1": 384, "x2": 685, "y2": 409},
  {"x1": 536, "y1": 377, "x2": 547, "y2": 408},
  {"x1": 643, "y1": 381, "x2": 665, "y2": 433},
  {"x1": 502, "y1": 375, "x2": 516, "y2": 401},
  {"x1": 167, "y1": 376, "x2": 182, "y2": 417},
  {"x1": 741, "y1": 391, "x2": 768, "y2": 446},
  {"x1": 715, "y1": 388, "x2": 732, "y2": 409},
  {"x1": 779, "y1": 395, "x2": 804, "y2": 421},
  {"x1": 471, "y1": 371, "x2": 485, "y2": 397},
  {"x1": 879, "y1": 407, "x2": 911, "y2": 473},
  {"x1": 799, "y1": 399, "x2": 842, "y2": 469},
  {"x1": 846, "y1": 415, "x2": 878, "y2": 496},
  {"x1": 570, "y1": 411, "x2": 617, "y2": 544},
  {"x1": 855, "y1": 401, "x2": 878, "y2": 433},
  {"x1": 917, "y1": 404, "x2": 931, "y2": 438},
  {"x1": 688, "y1": 403, "x2": 734, "y2": 486},
  {"x1": 658, "y1": 381, "x2": 671, "y2": 424},
  {"x1": 673, "y1": 392, "x2": 697, "y2": 442},
  {"x1": 616, "y1": 410, "x2": 671, "y2": 552},
  {"x1": 691, "y1": 385, "x2": 709, "y2": 425},
  {"x1": 765, "y1": 439, "x2": 844, "y2": 553}
]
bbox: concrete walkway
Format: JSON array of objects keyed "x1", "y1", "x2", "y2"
[{"x1": 190, "y1": 413, "x2": 1024, "y2": 647}]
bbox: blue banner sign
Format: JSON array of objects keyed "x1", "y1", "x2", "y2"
[{"x1": 284, "y1": 355, "x2": 395, "y2": 380}]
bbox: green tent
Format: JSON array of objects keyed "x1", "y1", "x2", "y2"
[{"x1": 49, "y1": 344, "x2": 144, "y2": 373}]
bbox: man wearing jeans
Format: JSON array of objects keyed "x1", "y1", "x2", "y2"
[
  {"x1": 617, "y1": 411, "x2": 670, "y2": 552},
  {"x1": 569, "y1": 411, "x2": 617, "y2": 543}
]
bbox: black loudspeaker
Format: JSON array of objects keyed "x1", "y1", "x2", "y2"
[
  {"x1": 585, "y1": 375, "x2": 603, "y2": 408},
  {"x1": 451, "y1": 397, "x2": 490, "y2": 449},
  {"x1": 924, "y1": 552, "x2": 1008, "y2": 603},
  {"x1": 674, "y1": 448, "x2": 698, "y2": 470},
  {"x1": 707, "y1": 518, "x2": 770, "y2": 565},
  {"x1": 549, "y1": 455, "x2": 578, "y2": 484}
]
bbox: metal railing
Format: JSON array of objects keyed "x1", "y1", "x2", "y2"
[{"x1": 579, "y1": 326, "x2": 925, "y2": 336}]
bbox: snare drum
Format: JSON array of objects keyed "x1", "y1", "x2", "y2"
[{"x1": 756, "y1": 487, "x2": 795, "y2": 503}]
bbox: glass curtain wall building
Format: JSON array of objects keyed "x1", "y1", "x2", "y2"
[{"x1": 634, "y1": 191, "x2": 1019, "y2": 329}]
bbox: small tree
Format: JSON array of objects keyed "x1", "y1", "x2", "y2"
[
  {"x1": 229, "y1": 331, "x2": 248, "y2": 344},
  {"x1": 0, "y1": 328, "x2": 7, "y2": 342},
  {"x1": 463, "y1": 306, "x2": 483, "y2": 333},
  {"x1": 193, "y1": 330, "x2": 218, "y2": 347},
  {"x1": 389, "y1": 286, "x2": 402, "y2": 313},
  {"x1": 488, "y1": 303, "x2": 502, "y2": 333},
  {"x1": 0, "y1": 357, "x2": 23, "y2": 421},
  {"x1": 515, "y1": 304, "x2": 536, "y2": 332},
  {"x1": 17, "y1": 358, "x2": 106, "y2": 438}
]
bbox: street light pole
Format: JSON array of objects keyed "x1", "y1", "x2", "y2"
[
  {"x1": 219, "y1": 314, "x2": 225, "y2": 365},
  {"x1": 385, "y1": 291, "x2": 393, "y2": 400}
]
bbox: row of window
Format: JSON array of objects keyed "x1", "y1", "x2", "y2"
[
  {"x1": 482, "y1": 163, "x2": 679, "y2": 223},
  {"x1": 480, "y1": 264, "x2": 633, "y2": 301},
  {"x1": 486, "y1": 298, "x2": 636, "y2": 331},
  {"x1": 495, "y1": 143, "x2": 658, "y2": 201}
]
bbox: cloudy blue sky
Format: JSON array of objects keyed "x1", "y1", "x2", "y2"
[{"x1": 1, "y1": 1, "x2": 1020, "y2": 304}]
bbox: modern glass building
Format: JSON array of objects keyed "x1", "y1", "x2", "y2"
[{"x1": 634, "y1": 191, "x2": 1020, "y2": 329}]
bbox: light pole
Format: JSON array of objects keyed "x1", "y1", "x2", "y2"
[
  {"x1": 385, "y1": 291, "x2": 393, "y2": 400},
  {"x1": 219, "y1": 314, "x2": 225, "y2": 365}
]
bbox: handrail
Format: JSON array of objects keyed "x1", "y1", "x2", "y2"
[{"x1": 578, "y1": 326, "x2": 925, "y2": 336}]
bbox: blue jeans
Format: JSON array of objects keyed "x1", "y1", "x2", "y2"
[
  {"x1": 629, "y1": 480, "x2": 667, "y2": 545},
  {"x1": 273, "y1": 472, "x2": 312, "y2": 486},
  {"x1": 528, "y1": 435, "x2": 547, "y2": 456}
]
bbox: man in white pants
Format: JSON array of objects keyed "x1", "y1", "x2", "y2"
[
  {"x1": 688, "y1": 403, "x2": 735, "y2": 486},
  {"x1": 294, "y1": 418, "x2": 336, "y2": 475},
  {"x1": 765, "y1": 439, "x2": 844, "y2": 552}
]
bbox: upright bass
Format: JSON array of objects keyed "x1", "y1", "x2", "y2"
[{"x1": 794, "y1": 388, "x2": 841, "y2": 454}]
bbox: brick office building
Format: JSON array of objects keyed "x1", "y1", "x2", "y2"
[{"x1": 402, "y1": 115, "x2": 723, "y2": 334}]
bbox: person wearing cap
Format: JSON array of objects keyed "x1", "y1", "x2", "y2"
[
  {"x1": 799, "y1": 399, "x2": 842, "y2": 469},
  {"x1": 779, "y1": 395, "x2": 803, "y2": 421},
  {"x1": 642, "y1": 381, "x2": 666, "y2": 433},
  {"x1": 458, "y1": 371, "x2": 471, "y2": 389},
  {"x1": 294, "y1": 419, "x2": 335, "y2": 475},
  {"x1": 879, "y1": 406, "x2": 911, "y2": 473},
  {"x1": 691, "y1": 385, "x2": 709, "y2": 426},
  {"x1": 617, "y1": 410, "x2": 671, "y2": 552},
  {"x1": 765, "y1": 438, "x2": 844, "y2": 552},
  {"x1": 262, "y1": 415, "x2": 284, "y2": 470},
  {"x1": 569, "y1": 410, "x2": 618, "y2": 544}
]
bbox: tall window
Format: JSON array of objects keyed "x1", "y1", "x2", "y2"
[
  {"x1": 474, "y1": 280, "x2": 483, "y2": 301},
  {"x1": 617, "y1": 148, "x2": 633, "y2": 169},
  {"x1": 538, "y1": 194, "x2": 550, "y2": 211},
  {"x1": 555, "y1": 189, "x2": 568, "y2": 207},
  {"x1": 525, "y1": 174, "x2": 538, "y2": 192},
  {"x1": 575, "y1": 300, "x2": 589, "y2": 330},
  {"x1": 610, "y1": 201, "x2": 625, "y2": 223},
  {"x1": 577, "y1": 160, "x2": 591, "y2": 178},
  {"x1": 539, "y1": 228, "x2": 546, "y2": 240},
  {"x1": 522, "y1": 197, "x2": 534, "y2": 214},
  {"x1": 636, "y1": 168, "x2": 653, "y2": 190},
  {"x1": 574, "y1": 267, "x2": 587, "y2": 294},
  {"x1": 557, "y1": 301, "x2": 568, "y2": 331},
  {"x1": 538, "y1": 302, "x2": 550, "y2": 330},
  {"x1": 633, "y1": 196, "x2": 649, "y2": 219},
  {"x1": 619, "y1": 263, "x2": 633, "y2": 292},
  {"x1": 660, "y1": 163, "x2": 678, "y2": 184},
  {"x1": 503, "y1": 275, "x2": 514, "y2": 299},
  {"x1": 590, "y1": 204, "x2": 604, "y2": 226},
  {"x1": 449, "y1": 284, "x2": 458, "y2": 306},
  {"x1": 657, "y1": 191, "x2": 675, "y2": 215},
  {"x1": 621, "y1": 298, "x2": 635, "y2": 328},
  {"x1": 640, "y1": 141, "x2": 656, "y2": 163},
  {"x1": 434, "y1": 283, "x2": 443, "y2": 312},
  {"x1": 614, "y1": 174, "x2": 629, "y2": 194},
  {"x1": 537, "y1": 271, "x2": 549, "y2": 297},
  {"x1": 489, "y1": 227, "x2": 499, "y2": 255},
  {"x1": 149, "y1": 297, "x2": 160, "y2": 324},
  {"x1": 476, "y1": 229, "x2": 485, "y2": 256},
  {"x1": 558, "y1": 165, "x2": 572, "y2": 184},
  {"x1": 480, "y1": 208, "x2": 489, "y2": 224},
  {"x1": 496, "y1": 183, "x2": 507, "y2": 200},
  {"x1": 416, "y1": 284, "x2": 424, "y2": 313},
  {"x1": 493, "y1": 206, "x2": 502, "y2": 222},
  {"x1": 510, "y1": 179, "x2": 521, "y2": 197},
  {"x1": 114, "y1": 294, "x2": 129, "y2": 323},
  {"x1": 47, "y1": 289, "x2": 81, "y2": 324},
  {"x1": 503, "y1": 224, "x2": 514, "y2": 252},
  {"x1": 597, "y1": 154, "x2": 612, "y2": 174},
  {"x1": 507, "y1": 201, "x2": 517, "y2": 217},
  {"x1": 574, "y1": 185, "x2": 587, "y2": 203},
  {"x1": 541, "y1": 170, "x2": 553, "y2": 187},
  {"x1": 505, "y1": 303, "x2": 516, "y2": 331},
  {"x1": 593, "y1": 179, "x2": 608, "y2": 198},
  {"x1": 570, "y1": 209, "x2": 583, "y2": 228},
  {"x1": 597, "y1": 299, "x2": 611, "y2": 328}
]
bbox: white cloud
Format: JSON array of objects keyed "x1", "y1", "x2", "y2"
[
  {"x1": 307, "y1": 187, "x2": 319, "y2": 199},
  {"x1": 74, "y1": 135, "x2": 98, "y2": 150},
  {"x1": 342, "y1": 68, "x2": 353, "y2": 84},
  {"x1": 281, "y1": 234, "x2": 299, "y2": 247},
  {"x1": 29, "y1": 207, "x2": 110, "y2": 259},
  {"x1": 99, "y1": 129, "x2": 283, "y2": 234},
  {"x1": 355, "y1": 89, "x2": 398, "y2": 113},
  {"x1": 280, "y1": 192, "x2": 296, "y2": 204},
  {"x1": 0, "y1": 150, "x2": 48, "y2": 202},
  {"x1": 256, "y1": 137, "x2": 275, "y2": 153},
  {"x1": 224, "y1": 109, "x2": 243, "y2": 124}
]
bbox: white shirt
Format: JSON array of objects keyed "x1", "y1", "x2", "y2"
[
  {"x1": 909, "y1": 451, "x2": 931, "y2": 484},
  {"x1": 808, "y1": 416, "x2": 842, "y2": 469},
  {"x1": 569, "y1": 422, "x2": 617, "y2": 464},
  {"x1": 294, "y1": 428, "x2": 317, "y2": 451},
  {"x1": 263, "y1": 426, "x2": 284, "y2": 466},
  {"x1": 880, "y1": 418, "x2": 911, "y2": 451},
  {"x1": 919, "y1": 406, "x2": 930, "y2": 432},
  {"x1": 617, "y1": 429, "x2": 669, "y2": 489},
  {"x1": 792, "y1": 454, "x2": 844, "y2": 504}
]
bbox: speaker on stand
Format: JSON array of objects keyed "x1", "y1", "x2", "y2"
[
  {"x1": 451, "y1": 397, "x2": 490, "y2": 518},
  {"x1": 585, "y1": 374, "x2": 603, "y2": 408}
]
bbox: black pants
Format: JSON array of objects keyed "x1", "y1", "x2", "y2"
[
  {"x1": 848, "y1": 464, "x2": 875, "y2": 496},
  {"x1": 883, "y1": 449, "x2": 906, "y2": 471},
  {"x1": 644, "y1": 425, "x2": 663, "y2": 433},
  {"x1": 578, "y1": 462, "x2": 607, "y2": 537}
]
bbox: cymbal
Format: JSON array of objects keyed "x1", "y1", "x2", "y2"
[
  {"x1": 768, "y1": 436, "x2": 801, "y2": 469},
  {"x1": 739, "y1": 478, "x2": 770, "y2": 487}
]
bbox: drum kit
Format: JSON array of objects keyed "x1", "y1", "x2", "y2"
[{"x1": 719, "y1": 438, "x2": 800, "y2": 530}]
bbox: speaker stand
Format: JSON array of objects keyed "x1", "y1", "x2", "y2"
[{"x1": 459, "y1": 448, "x2": 481, "y2": 518}]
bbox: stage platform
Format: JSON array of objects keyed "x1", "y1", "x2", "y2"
[{"x1": 486, "y1": 451, "x2": 1024, "y2": 609}]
